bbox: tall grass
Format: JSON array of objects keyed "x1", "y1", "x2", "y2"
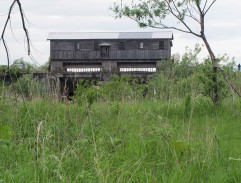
[
  {"x1": 0, "y1": 96, "x2": 240, "y2": 182},
  {"x1": 0, "y1": 50, "x2": 241, "y2": 182}
]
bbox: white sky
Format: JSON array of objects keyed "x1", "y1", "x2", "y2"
[{"x1": 0, "y1": 0, "x2": 241, "y2": 66}]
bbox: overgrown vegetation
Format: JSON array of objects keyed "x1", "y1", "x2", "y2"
[
  {"x1": 12, "y1": 74, "x2": 45, "y2": 99},
  {"x1": 113, "y1": 0, "x2": 226, "y2": 104},
  {"x1": 0, "y1": 48, "x2": 241, "y2": 182},
  {"x1": 0, "y1": 58, "x2": 49, "y2": 77}
]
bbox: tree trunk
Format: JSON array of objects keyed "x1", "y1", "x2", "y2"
[
  {"x1": 202, "y1": 35, "x2": 218, "y2": 104},
  {"x1": 213, "y1": 66, "x2": 218, "y2": 103}
]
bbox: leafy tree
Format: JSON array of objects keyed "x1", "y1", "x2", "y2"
[
  {"x1": 113, "y1": 0, "x2": 227, "y2": 103},
  {"x1": 38, "y1": 59, "x2": 50, "y2": 72},
  {"x1": 10, "y1": 58, "x2": 34, "y2": 74},
  {"x1": 0, "y1": 58, "x2": 34, "y2": 77}
]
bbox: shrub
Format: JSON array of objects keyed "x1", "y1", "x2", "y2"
[
  {"x1": 101, "y1": 75, "x2": 133, "y2": 101},
  {"x1": 75, "y1": 80, "x2": 99, "y2": 106},
  {"x1": 12, "y1": 74, "x2": 44, "y2": 99}
]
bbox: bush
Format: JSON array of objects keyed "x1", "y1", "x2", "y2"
[
  {"x1": 12, "y1": 74, "x2": 44, "y2": 99},
  {"x1": 147, "y1": 48, "x2": 233, "y2": 102},
  {"x1": 75, "y1": 80, "x2": 99, "y2": 106},
  {"x1": 101, "y1": 75, "x2": 134, "y2": 101}
]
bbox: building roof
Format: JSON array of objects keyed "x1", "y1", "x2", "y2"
[{"x1": 47, "y1": 32, "x2": 173, "y2": 40}]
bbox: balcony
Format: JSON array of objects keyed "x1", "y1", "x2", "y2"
[{"x1": 51, "y1": 50, "x2": 170, "y2": 60}]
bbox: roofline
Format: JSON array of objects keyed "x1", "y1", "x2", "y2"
[
  {"x1": 47, "y1": 38, "x2": 173, "y2": 41},
  {"x1": 48, "y1": 31, "x2": 173, "y2": 33},
  {"x1": 47, "y1": 31, "x2": 174, "y2": 41}
]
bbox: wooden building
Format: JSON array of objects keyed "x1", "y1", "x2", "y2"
[{"x1": 47, "y1": 32, "x2": 173, "y2": 80}]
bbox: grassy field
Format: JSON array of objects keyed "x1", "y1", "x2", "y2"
[
  {"x1": 0, "y1": 95, "x2": 240, "y2": 182},
  {"x1": 1, "y1": 55, "x2": 241, "y2": 182}
]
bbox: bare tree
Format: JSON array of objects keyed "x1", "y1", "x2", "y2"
[
  {"x1": 0, "y1": 0, "x2": 30, "y2": 70},
  {"x1": 113, "y1": 0, "x2": 240, "y2": 103}
]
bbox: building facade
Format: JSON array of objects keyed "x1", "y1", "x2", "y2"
[{"x1": 48, "y1": 32, "x2": 173, "y2": 80}]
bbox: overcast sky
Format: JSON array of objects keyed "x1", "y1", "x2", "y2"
[{"x1": 0, "y1": 0, "x2": 241, "y2": 66}]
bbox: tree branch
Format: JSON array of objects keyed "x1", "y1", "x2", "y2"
[
  {"x1": 185, "y1": 3, "x2": 201, "y2": 24},
  {"x1": 16, "y1": 0, "x2": 30, "y2": 55},
  {"x1": 218, "y1": 67, "x2": 241, "y2": 97},
  {"x1": 188, "y1": 2, "x2": 200, "y2": 16},
  {"x1": 204, "y1": 0, "x2": 217, "y2": 15},
  {"x1": 1, "y1": 0, "x2": 16, "y2": 69},
  {"x1": 0, "y1": 0, "x2": 30, "y2": 70},
  {"x1": 128, "y1": 15, "x2": 201, "y2": 37},
  {"x1": 202, "y1": 0, "x2": 208, "y2": 13},
  {"x1": 164, "y1": 0, "x2": 201, "y2": 37}
]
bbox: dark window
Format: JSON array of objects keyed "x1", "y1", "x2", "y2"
[
  {"x1": 94, "y1": 42, "x2": 99, "y2": 50},
  {"x1": 76, "y1": 42, "x2": 93, "y2": 50},
  {"x1": 159, "y1": 41, "x2": 165, "y2": 49},
  {"x1": 76, "y1": 43, "x2": 80, "y2": 50},
  {"x1": 139, "y1": 42, "x2": 144, "y2": 49},
  {"x1": 102, "y1": 47, "x2": 108, "y2": 53},
  {"x1": 119, "y1": 42, "x2": 125, "y2": 50}
]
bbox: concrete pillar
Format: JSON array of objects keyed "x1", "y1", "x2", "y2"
[
  {"x1": 102, "y1": 61, "x2": 118, "y2": 72},
  {"x1": 102, "y1": 61, "x2": 118, "y2": 80}
]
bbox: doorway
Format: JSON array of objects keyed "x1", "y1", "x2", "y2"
[{"x1": 100, "y1": 46, "x2": 109, "y2": 58}]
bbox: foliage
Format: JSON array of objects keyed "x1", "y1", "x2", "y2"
[
  {"x1": 147, "y1": 45, "x2": 234, "y2": 103},
  {"x1": 0, "y1": 97, "x2": 241, "y2": 182},
  {"x1": 0, "y1": 57, "x2": 49, "y2": 77},
  {"x1": 110, "y1": 101, "x2": 120, "y2": 115},
  {"x1": 75, "y1": 80, "x2": 99, "y2": 106},
  {"x1": 113, "y1": 0, "x2": 226, "y2": 104},
  {"x1": 12, "y1": 74, "x2": 44, "y2": 99},
  {"x1": 0, "y1": 47, "x2": 241, "y2": 182},
  {"x1": 113, "y1": 0, "x2": 216, "y2": 37},
  {"x1": 101, "y1": 75, "x2": 134, "y2": 101},
  {"x1": 10, "y1": 58, "x2": 35, "y2": 75},
  {"x1": 0, "y1": 65, "x2": 8, "y2": 75}
]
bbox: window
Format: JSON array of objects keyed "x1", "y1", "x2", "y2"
[
  {"x1": 76, "y1": 42, "x2": 93, "y2": 50},
  {"x1": 119, "y1": 42, "x2": 125, "y2": 50},
  {"x1": 119, "y1": 68, "x2": 156, "y2": 73},
  {"x1": 159, "y1": 41, "x2": 165, "y2": 50},
  {"x1": 94, "y1": 42, "x2": 99, "y2": 50},
  {"x1": 139, "y1": 42, "x2": 144, "y2": 49},
  {"x1": 102, "y1": 47, "x2": 109, "y2": 53},
  {"x1": 66, "y1": 68, "x2": 102, "y2": 73},
  {"x1": 76, "y1": 43, "x2": 80, "y2": 50}
]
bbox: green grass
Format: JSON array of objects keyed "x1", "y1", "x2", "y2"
[
  {"x1": 0, "y1": 97, "x2": 240, "y2": 182},
  {"x1": 2, "y1": 49, "x2": 241, "y2": 182}
]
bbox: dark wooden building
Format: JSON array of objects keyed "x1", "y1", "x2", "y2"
[{"x1": 47, "y1": 32, "x2": 173, "y2": 80}]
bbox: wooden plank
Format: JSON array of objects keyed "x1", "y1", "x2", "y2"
[{"x1": 52, "y1": 50, "x2": 169, "y2": 60}]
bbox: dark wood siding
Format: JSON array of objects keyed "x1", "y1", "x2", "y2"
[
  {"x1": 51, "y1": 41, "x2": 75, "y2": 50},
  {"x1": 51, "y1": 39, "x2": 171, "y2": 60},
  {"x1": 51, "y1": 50, "x2": 169, "y2": 60}
]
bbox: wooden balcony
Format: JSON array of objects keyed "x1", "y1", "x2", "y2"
[{"x1": 51, "y1": 50, "x2": 170, "y2": 60}]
